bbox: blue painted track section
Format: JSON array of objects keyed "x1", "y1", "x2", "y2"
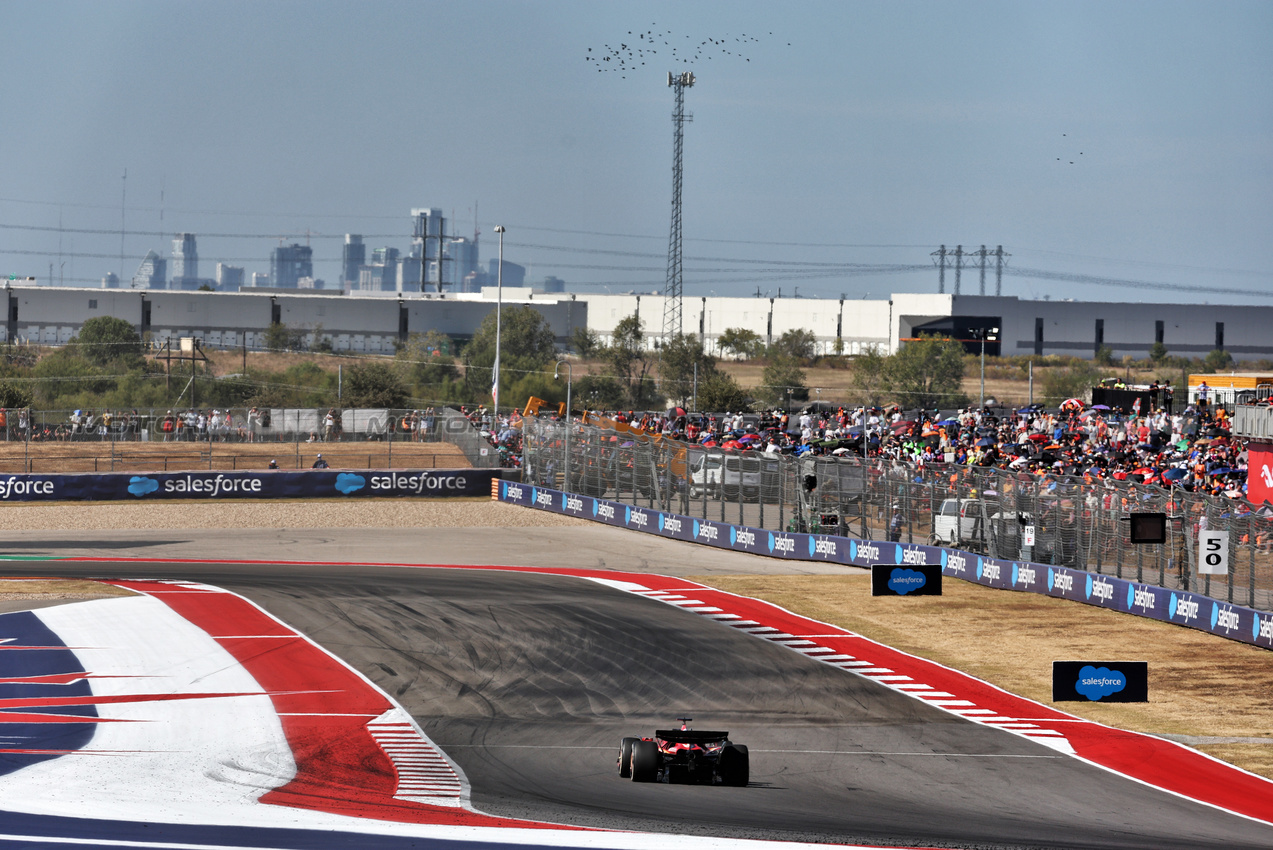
[
  {"x1": 0, "y1": 610, "x2": 97, "y2": 777},
  {"x1": 0, "y1": 811, "x2": 558, "y2": 849}
]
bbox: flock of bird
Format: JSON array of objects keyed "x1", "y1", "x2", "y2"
[
  {"x1": 585, "y1": 25, "x2": 787, "y2": 77},
  {"x1": 1058, "y1": 133, "x2": 1084, "y2": 165}
]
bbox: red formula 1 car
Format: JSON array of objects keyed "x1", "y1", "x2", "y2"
[{"x1": 617, "y1": 718, "x2": 749, "y2": 786}]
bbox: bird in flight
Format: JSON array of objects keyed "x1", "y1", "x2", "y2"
[{"x1": 585, "y1": 26, "x2": 782, "y2": 75}]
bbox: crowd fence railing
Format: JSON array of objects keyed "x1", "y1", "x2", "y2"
[
  {"x1": 0, "y1": 406, "x2": 503, "y2": 470},
  {"x1": 520, "y1": 418, "x2": 1271, "y2": 613}
]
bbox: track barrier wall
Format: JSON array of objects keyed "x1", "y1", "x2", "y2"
[
  {"x1": 495, "y1": 479, "x2": 1273, "y2": 651},
  {"x1": 0, "y1": 468, "x2": 500, "y2": 502}
]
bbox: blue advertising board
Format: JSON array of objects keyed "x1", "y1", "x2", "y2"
[
  {"x1": 0, "y1": 469, "x2": 497, "y2": 502},
  {"x1": 495, "y1": 480, "x2": 1273, "y2": 651}
]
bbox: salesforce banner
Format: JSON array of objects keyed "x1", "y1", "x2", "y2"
[
  {"x1": 0, "y1": 469, "x2": 496, "y2": 502},
  {"x1": 496, "y1": 480, "x2": 1272, "y2": 651}
]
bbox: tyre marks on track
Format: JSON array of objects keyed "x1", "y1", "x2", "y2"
[{"x1": 605, "y1": 577, "x2": 1273, "y2": 827}]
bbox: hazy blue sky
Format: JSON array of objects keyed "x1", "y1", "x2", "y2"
[{"x1": 2, "y1": 0, "x2": 1270, "y2": 304}]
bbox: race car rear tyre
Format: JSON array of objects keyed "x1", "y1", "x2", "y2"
[
  {"x1": 630, "y1": 740, "x2": 659, "y2": 782},
  {"x1": 719, "y1": 744, "x2": 749, "y2": 787},
  {"x1": 618, "y1": 737, "x2": 637, "y2": 778}
]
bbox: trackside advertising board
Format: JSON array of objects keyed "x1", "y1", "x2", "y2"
[
  {"x1": 496, "y1": 481, "x2": 1273, "y2": 650},
  {"x1": 871, "y1": 564, "x2": 943, "y2": 596},
  {"x1": 0, "y1": 469, "x2": 498, "y2": 501},
  {"x1": 1053, "y1": 661, "x2": 1149, "y2": 703}
]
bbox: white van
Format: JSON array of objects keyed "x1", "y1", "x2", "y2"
[
  {"x1": 689, "y1": 452, "x2": 723, "y2": 497},
  {"x1": 933, "y1": 498, "x2": 982, "y2": 545}
]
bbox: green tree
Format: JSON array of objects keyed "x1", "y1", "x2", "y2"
[
  {"x1": 264, "y1": 322, "x2": 307, "y2": 352},
  {"x1": 696, "y1": 371, "x2": 751, "y2": 412},
  {"x1": 1094, "y1": 346, "x2": 1115, "y2": 366},
  {"x1": 342, "y1": 362, "x2": 409, "y2": 408},
  {"x1": 570, "y1": 326, "x2": 601, "y2": 359},
  {"x1": 0, "y1": 379, "x2": 33, "y2": 409},
  {"x1": 1041, "y1": 362, "x2": 1103, "y2": 406},
  {"x1": 851, "y1": 345, "x2": 889, "y2": 408},
  {"x1": 716, "y1": 327, "x2": 764, "y2": 360},
  {"x1": 72, "y1": 316, "x2": 142, "y2": 366},
  {"x1": 396, "y1": 331, "x2": 459, "y2": 387},
  {"x1": 658, "y1": 333, "x2": 717, "y2": 406},
  {"x1": 464, "y1": 306, "x2": 558, "y2": 402},
  {"x1": 769, "y1": 328, "x2": 817, "y2": 362},
  {"x1": 573, "y1": 374, "x2": 628, "y2": 411},
  {"x1": 30, "y1": 350, "x2": 113, "y2": 405},
  {"x1": 1148, "y1": 341, "x2": 1169, "y2": 365},
  {"x1": 605, "y1": 313, "x2": 661, "y2": 409},
  {"x1": 882, "y1": 336, "x2": 968, "y2": 410},
  {"x1": 1202, "y1": 349, "x2": 1234, "y2": 372},
  {"x1": 760, "y1": 355, "x2": 809, "y2": 407}
]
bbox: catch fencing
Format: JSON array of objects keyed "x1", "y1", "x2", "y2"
[
  {"x1": 0, "y1": 406, "x2": 501, "y2": 469},
  {"x1": 521, "y1": 418, "x2": 1272, "y2": 613}
]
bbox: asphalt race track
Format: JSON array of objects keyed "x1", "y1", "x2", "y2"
[{"x1": 3, "y1": 557, "x2": 1273, "y2": 850}]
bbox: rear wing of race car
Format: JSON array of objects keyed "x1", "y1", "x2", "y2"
[{"x1": 654, "y1": 730, "x2": 729, "y2": 744}]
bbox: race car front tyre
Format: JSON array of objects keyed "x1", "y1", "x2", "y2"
[
  {"x1": 618, "y1": 736, "x2": 637, "y2": 778},
  {"x1": 630, "y1": 740, "x2": 660, "y2": 782},
  {"x1": 718, "y1": 744, "x2": 749, "y2": 787}
]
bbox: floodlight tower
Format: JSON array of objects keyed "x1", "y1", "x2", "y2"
[{"x1": 662, "y1": 71, "x2": 695, "y2": 343}]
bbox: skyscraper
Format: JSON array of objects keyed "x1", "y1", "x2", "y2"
[
  {"x1": 365, "y1": 247, "x2": 399, "y2": 292},
  {"x1": 411, "y1": 208, "x2": 443, "y2": 291},
  {"x1": 342, "y1": 235, "x2": 365, "y2": 288},
  {"x1": 216, "y1": 263, "x2": 245, "y2": 291},
  {"x1": 172, "y1": 233, "x2": 198, "y2": 282},
  {"x1": 270, "y1": 243, "x2": 313, "y2": 289},
  {"x1": 132, "y1": 251, "x2": 167, "y2": 289}
]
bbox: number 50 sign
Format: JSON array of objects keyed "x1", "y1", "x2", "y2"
[{"x1": 1198, "y1": 531, "x2": 1229, "y2": 575}]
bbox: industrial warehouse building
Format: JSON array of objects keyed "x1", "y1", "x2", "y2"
[{"x1": 2, "y1": 283, "x2": 1268, "y2": 361}]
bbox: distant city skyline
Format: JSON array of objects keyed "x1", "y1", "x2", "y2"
[{"x1": 1, "y1": 1, "x2": 1270, "y2": 305}]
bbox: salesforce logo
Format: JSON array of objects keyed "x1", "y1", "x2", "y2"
[
  {"x1": 980, "y1": 559, "x2": 1001, "y2": 581},
  {"x1": 888, "y1": 568, "x2": 926, "y2": 595},
  {"x1": 693, "y1": 519, "x2": 700, "y2": 538},
  {"x1": 128, "y1": 476, "x2": 159, "y2": 497},
  {"x1": 1126, "y1": 584, "x2": 1155, "y2": 613},
  {"x1": 767, "y1": 533, "x2": 795, "y2": 554},
  {"x1": 1076, "y1": 665, "x2": 1126, "y2": 701},
  {"x1": 1169, "y1": 593, "x2": 1200, "y2": 624},
  {"x1": 335, "y1": 473, "x2": 365, "y2": 494},
  {"x1": 1211, "y1": 603, "x2": 1240, "y2": 634},
  {"x1": 895, "y1": 545, "x2": 927, "y2": 565},
  {"x1": 1254, "y1": 613, "x2": 1273, "y2": 645},
  {"x1": 943, "y1": 550, "x2": 967, "y2": 575},
  {"x1": 732, "y1": 527, "x2": 756, "y2": 549},
  {"x1": 592, "y1": 499, "x2": 598, "y2": 517},
  {"x1": 625, "y1": 505, "x2": 631, "y2": 525},
  {"x1": 659, "y1": 513, "x2": 665, "y2": 531},
  {"x1": 1012, "y1": 563, "x2": 1036, "y2": 588},
  {"x1": 851, "y1": 540, "x2": 881, "y2": 564},
  {"x1": 1049, "y1": 568, "x2": 1074, "y2": 594},
  {"x1": 1086, "y1": 575, "x2": 1115, "y2": 603}
]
